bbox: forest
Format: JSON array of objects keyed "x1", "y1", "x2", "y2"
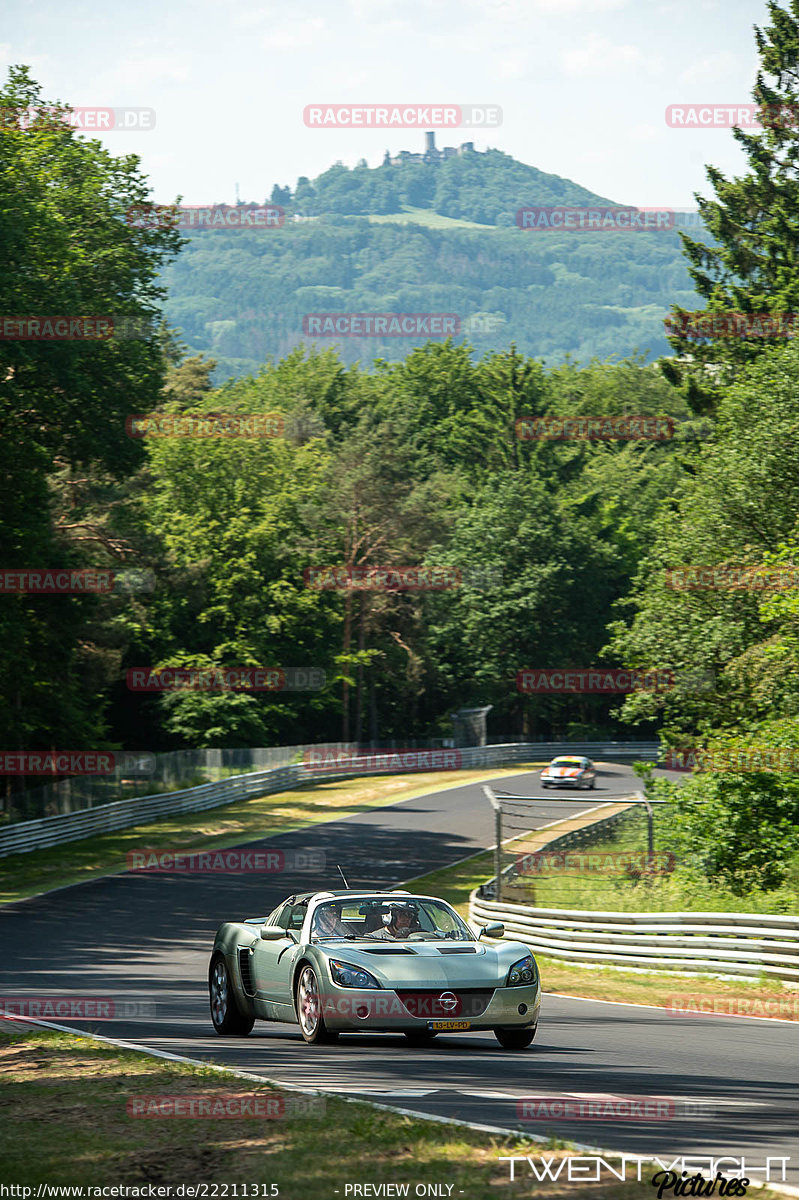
[{"x1": 4, "y1": 0, "x2": 799, "y2": 899}]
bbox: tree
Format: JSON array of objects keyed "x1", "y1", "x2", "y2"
[
  {"x1": 663, "y1": 0, "x2": 799, "y2": 413},
  {"x1": 0, "y1": 66, "x2": 181, "y2": 758}
]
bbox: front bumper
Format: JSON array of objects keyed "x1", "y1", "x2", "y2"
[
  {"x1": 319, "y1": 982, "x2": 541, "y2": 1032},
  {"x1": 541, "y1": 775, "x2": 583, "y2": 786}
]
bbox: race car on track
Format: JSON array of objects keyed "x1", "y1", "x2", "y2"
[
  {"x1": 209, "y1": 890, "x2": 541, "y2": 1049},
  {"x1": 539, "y1": 755, "x2": 596, "y2": 789}
]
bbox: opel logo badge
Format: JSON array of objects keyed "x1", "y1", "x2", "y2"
[{"x1": 438, "y1": 991, "x2": 458, "y2": 1012}]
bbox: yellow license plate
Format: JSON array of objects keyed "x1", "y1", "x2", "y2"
[{"x1": 428, "y1": 1020, "x2": 471, "y2": 1031}]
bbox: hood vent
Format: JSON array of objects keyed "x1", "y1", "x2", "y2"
[
  {"x1": 362, "y1": 946, "x2": 417, "y2": 955},
  {"x1": 437, "y1": 946, "x2": 477, "y2": 954}
]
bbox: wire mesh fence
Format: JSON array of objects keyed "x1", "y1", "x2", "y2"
[{"x1": 484, "y1": 785, "x2": 672, "y2": 908}]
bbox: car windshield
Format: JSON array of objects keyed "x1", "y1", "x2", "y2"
[
  {"x1": 310, "y1": 896, "x2": 475, "y2": 942},
  {"x1": 552, "y1": 758, "x2": 583, "y2": 766}
]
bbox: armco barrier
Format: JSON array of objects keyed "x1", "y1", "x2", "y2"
[
  {"x1": 0, "y1": 741, "x2": 660, "y2": 858},
  {"x1": 470, "y1": 796, "x2": 799, "y2": 981}
]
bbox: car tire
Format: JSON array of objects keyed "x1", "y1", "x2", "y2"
[
  {"x1": 494, "y1": 1026, "x2": 536, "y2": 1050},
  {"x1": 404, "y1": 1029, "x2": 439, "y2": 1045},
  {"x1": 590, "y1": 778, "x2": 596, "y2": 789},
  {"x1": 296, "y1": 965, "x2": 339, "y2": 1044},
  {"x1": 209, "y1": 954, "x2": 254, "y2": 1036}
]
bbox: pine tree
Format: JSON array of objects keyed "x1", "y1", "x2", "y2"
[{"x1": 663, "y1": 0, "x2": 799, "y2": 413}]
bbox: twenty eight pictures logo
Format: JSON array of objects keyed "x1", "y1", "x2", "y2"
[{"x1": 303, "y1": 104, "x2": 502, "y2": 128}]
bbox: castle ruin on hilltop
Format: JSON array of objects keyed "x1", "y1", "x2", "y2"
[{"x1": 383, "y1": 131, "x2": 483, "y2": 167}]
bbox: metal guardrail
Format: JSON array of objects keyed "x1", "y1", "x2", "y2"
[
  {"x1": 469, "y1": 802, "x2": 799, "y2": 981},
  {"x1": 0, "y1": 740, "x2": 660, "y2": 858}
]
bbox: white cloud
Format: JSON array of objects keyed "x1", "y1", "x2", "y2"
[
  {"x1": 678, "y1": 51, "x2": 740, "y2": 85},
  {"x1": 109, "y1": 53, "x2": 192, "y2": 89},
  {"x1": 561, "y1": 33, "x2": 645, "y2": 76},
  {"x1": 261, "y1": 17, "x2": 326, "y2": 50}
]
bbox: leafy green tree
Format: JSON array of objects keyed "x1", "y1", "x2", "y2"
[
  {"x1": 0, "y1": 66, "x2": 180, "y2": 760},
  {"x1": 664, "y1": 0, "x2": 799, "y2": 412}
]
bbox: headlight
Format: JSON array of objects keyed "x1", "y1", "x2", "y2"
[
  {"x1": 506, "y1": 954, "x2": 536, "y2": 987},
  {"x1": 329, "y1": 959, "x2": 381, "y2": 989}
]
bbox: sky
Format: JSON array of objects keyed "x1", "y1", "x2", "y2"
[{"x1": 3, "y1": 0, "x2": 774, "y2": 209}]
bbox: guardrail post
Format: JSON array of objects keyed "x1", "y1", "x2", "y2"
[{"x1": 483, "y1": 785, "x2": 502, "y2": 902}]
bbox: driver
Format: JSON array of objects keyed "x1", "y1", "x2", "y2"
[
  {"x1": 366, "y1": 901, "x2": 419, "y2": 940},
  {"x1": 312, "y1": 905, "x2": 350, "y2": 938}
]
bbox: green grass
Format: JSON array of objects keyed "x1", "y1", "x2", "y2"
[
  {"x1": 3, "y1": 1028, "x2": 766, "y2": 1197},
  {"x1": 402, "y1": 836, "x2": 799, "y2": 1017},
  {"x1": 366, "y1": 205, "x2": 496, "y2": 229}
]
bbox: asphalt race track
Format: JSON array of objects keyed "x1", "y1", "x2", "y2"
[{"x1": 2, "y1": 762, "x2": 798, "y2": 1186}]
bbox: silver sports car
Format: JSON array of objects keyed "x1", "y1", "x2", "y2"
[{"x1": 209, "y1": 890, "x2": 541, "y2": 1049}]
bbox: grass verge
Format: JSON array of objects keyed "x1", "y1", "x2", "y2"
[
  {"x1": 0, "y1": 1027, "x2": 765, "y2": 1198},
  {"x1": 403, "y1": 851, "x2": 799, "y2": 1019},
  {"x1": 0, "y1": 765, "x2": 542, "y2": 907}
]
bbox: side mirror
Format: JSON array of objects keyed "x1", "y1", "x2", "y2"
[
  {"x1": 478, "y1": 921, "x2": 505, "y2": 939},
  {"x1": 260, "y1": 925, "x2": 291, "y2": 941}
]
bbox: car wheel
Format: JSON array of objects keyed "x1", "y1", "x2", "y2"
[
  {"x1": 590, "y1": 778, "x2": 596, "y2": 789},
  {"x1": 404, "y1": 1029, "x2": 439, "y2": 1045},
  {"x1": 494, "y1": 1026, "x2": 536, "y2": 1050},
  {"x1": 296, "y1": 965, "x2": 338, "y2": 1044},
  {"x1": 209, "y1": 954, "x2": 254, "y2": 1036}
]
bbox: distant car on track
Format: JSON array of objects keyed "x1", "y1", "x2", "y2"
[
  {"x1": 209, "y1": 890, "x2": 541, "y2": 1050},
  {"x1": 539, "y1": 755, "x2": 596, "y2": 789}
]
